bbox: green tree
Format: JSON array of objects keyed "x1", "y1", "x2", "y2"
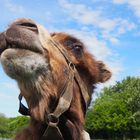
[
  {"x1": 85, "y1": 76, "x2": 140, "y2": 139},
  {"x1": 0, "y1": 114, "x2": 29, "y2": 138},
  {"x1": 9, "y1": 116, "x2": 30, "y2": 136},
  {"x1": 0, "y1": 113, "x2": 10, "y2": 138}
]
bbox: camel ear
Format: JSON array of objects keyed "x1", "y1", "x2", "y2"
[{"x1": 97, "y1": 61, "x2": 112, "y2": 83}]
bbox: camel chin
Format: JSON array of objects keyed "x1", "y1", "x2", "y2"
[{"x1": 1, "y1": 48, "x2": 49, "y2": 80}]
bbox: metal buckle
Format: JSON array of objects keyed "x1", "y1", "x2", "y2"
[{"x1": 47, "y1": 113, "x2": 59, "y2": 127}]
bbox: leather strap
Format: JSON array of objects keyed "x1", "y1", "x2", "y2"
[
  {"x1": 74, "y1": 67, "x2": 89, "y2": 109},
  {"x1": 53, "y1": 67, "x2": 74, "y2": 117},
  {"x1": 37, "y1": 24, "x2": 90, "y2": 108}
]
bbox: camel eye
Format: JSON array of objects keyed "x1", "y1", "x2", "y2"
[
  {"x1": 73, "y1": 43, "x2": 82, "y2": 51},
  {"x1": 73, "y1": 43, "x2": 83, "y2": 53},
  {"x1": 64, "y1": 38, "x2": 83, "y2": 55},
  {"x1": 74, "y1": 44, "x2": 82, "y2": 50}
]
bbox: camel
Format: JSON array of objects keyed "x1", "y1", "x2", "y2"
[{"x1": 0, "y1": 18, "x2": 111, "y2": 140}]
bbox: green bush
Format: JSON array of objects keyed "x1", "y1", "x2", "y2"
[{"x1": 0, "y1": 114, "x2": 29, "y2": 138}]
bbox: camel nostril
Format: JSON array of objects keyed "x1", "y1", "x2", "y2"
[
  {"x1": 19, "y1": 22, "x2": 37, "y2": 28},
  {"x1": 9, "y1": 19, "x2": 39, "y2": 33},
  {"x1": 18, "y1": 22, "x2": 38, "y2": 33}
]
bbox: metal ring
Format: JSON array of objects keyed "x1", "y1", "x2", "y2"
[{"x1": 47, "y1": 113, "x2": 59, "y2": 127}]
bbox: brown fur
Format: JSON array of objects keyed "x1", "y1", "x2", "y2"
[{"x1": 0, "y1": 19, "x2": 112, "y2": 140}]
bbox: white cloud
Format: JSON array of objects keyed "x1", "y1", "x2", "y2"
[
  {"x1": 0, "y1": 92, "x2": 9, "y2": 98},
  {"x1": 4, "y1": 0, "x2": 25, "y2": 14},
  {"x1": 101, "y1": 18, "x2": 136, "y2": 43},
  {"x1": 0, "y1": 91, "x2": 19, "y2": 117},
  {"x1": 127, "y1": 0, "x2": 140, "y2": 18},
  {"x1": 59, "y1": 0, "x2": 116, "y2": 31},
  {"x1": 118, "y1": 19, "x2": 136, "y2": 33},
  {"x1": 0, "y1": 92, "x2": 14, "y2": 100},
  {"x1": 0, "y1": 80, "x2": 20, "y2": 117},
  {"x1": 113, "y1": 0, "x2": 127, "y2": 4},
  {"x1": 109, "y1": 37, "x2": 119, "y2": 44},
  {"x1": 113, "y1": 0, "x2": 140, "y2": 18},
  {"x1": 0, "y1": 82, "x2": 19, "y2": 92},
  {"x1": 58, "y1": 0, "x2": 136, "y2": 43}
]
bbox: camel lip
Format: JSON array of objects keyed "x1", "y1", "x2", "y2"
[{"x1": 1, "y1": 44, "x2": 44, "y2": 55}]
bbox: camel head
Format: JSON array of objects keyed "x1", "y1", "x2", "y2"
[{"x1": 0, "y1": 18, "x2": 111, "y2": 140}]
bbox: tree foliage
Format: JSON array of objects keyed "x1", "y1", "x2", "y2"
[
  {"x1": 85, "y1": 76, "x2": 140, "y2": 139},
  {"x1": 0, "y1": 114, "x2": 29, "y2": 138},
  {"x1": 0, "y1": 113, "x2": 10, "y2": 138}
]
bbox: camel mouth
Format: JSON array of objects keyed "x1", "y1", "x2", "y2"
[
  {"x1": 5, "y1": 43, "x2": 43, "y2": 54},
  {"x1": 0, "y1": 39, "x2": 44, "y2": 57}
]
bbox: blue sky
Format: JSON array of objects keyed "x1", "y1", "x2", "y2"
[{"x1": 0, "y1": 0, "x2": 140, "y2": 117}]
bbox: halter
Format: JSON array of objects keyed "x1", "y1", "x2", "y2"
[{"x1": 18, "y1": 24, "x2": 90, "y2": 140}]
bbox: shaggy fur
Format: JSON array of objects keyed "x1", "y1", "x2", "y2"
[{"x1": 0, "y1": 19, "x2": 112, "y2": 140}]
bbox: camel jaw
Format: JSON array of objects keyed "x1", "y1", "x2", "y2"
[{"x1": 0, "y1": 48, "x2": 50, "y2": 80}]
